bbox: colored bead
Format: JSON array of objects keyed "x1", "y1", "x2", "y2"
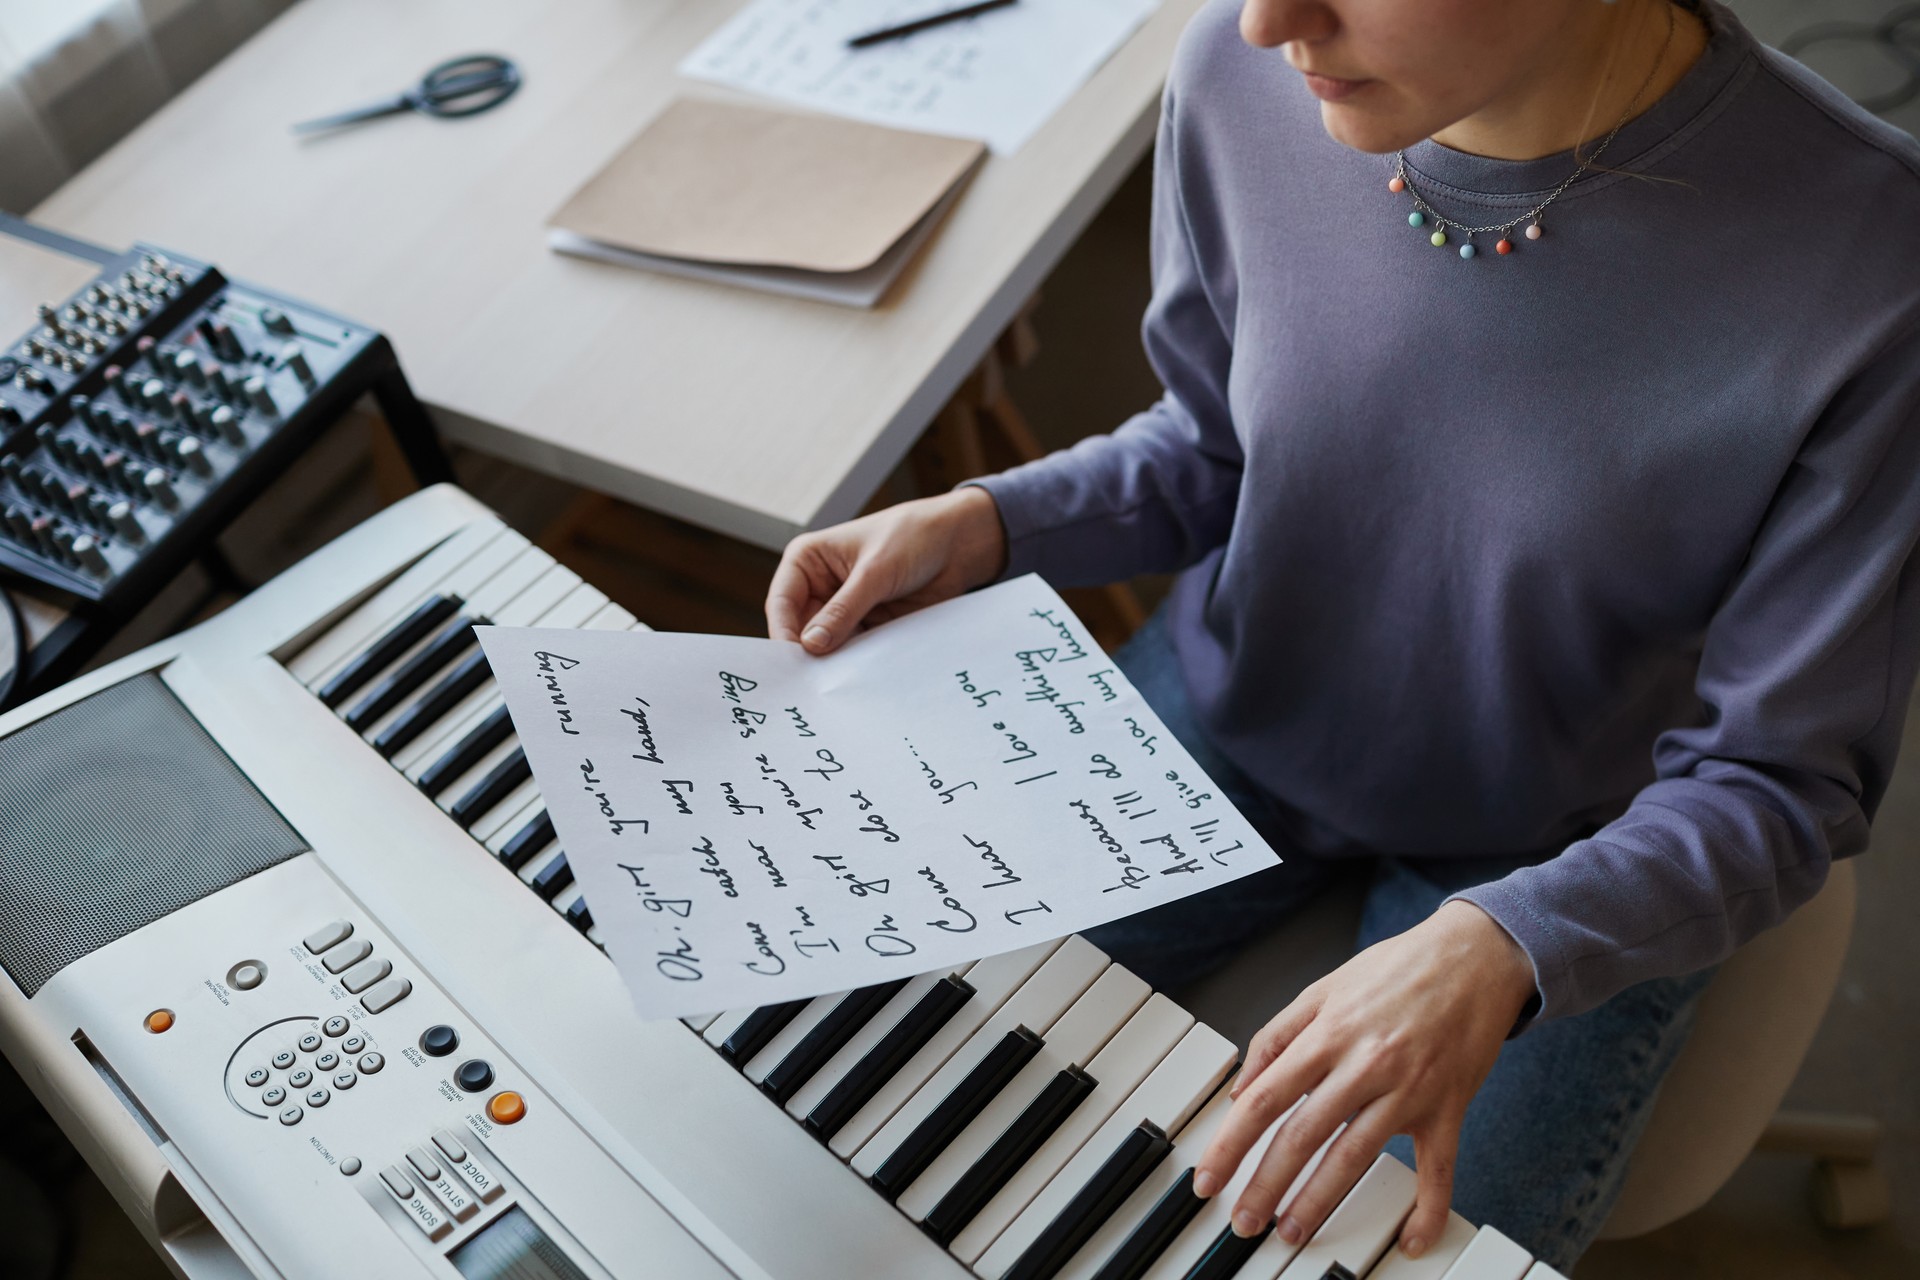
[
  {"x1": 1430, "y1": 230, "x2": 1447, "y2": 247},
  {"x1": 1459, "y1": 243, "x2": 1476, "y2": 259},
  {"x1": 1408, "y1": 211, "x2": 1425, "y2": 227},
  {"x1": 1496, "y1": 239, "x2": 1513, "y2": 255},
  {"x1": 1388, "y1": 176, "x2": 1406, "y2": 193},
  {"x1": 1525, "y1": 223, "x2": 1543, "y2": 240}
]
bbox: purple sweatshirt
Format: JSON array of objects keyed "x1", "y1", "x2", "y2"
[{"x1": 975, "y1": 0, "x2": 1920, "y2": 1022}]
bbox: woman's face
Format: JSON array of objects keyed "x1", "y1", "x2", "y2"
[{"x1": 1239, "y1": 0, "x2": 1595, "y2": 153}]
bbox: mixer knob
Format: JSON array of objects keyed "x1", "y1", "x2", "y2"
[
  {"x1": 62, "y1": 482, "x2": 92, "y2": 517},
  {"x1": 244, "y1": 375, "x2": 276, "y2": 415},
  {"x1": 206, "y1": 405, "x2": 243, "y2": 446},
  {"x1": 69, "y1": 394, "x2": 93, "y2": 426},
  {"x1": 106, "y1": 501, "x2": 144, "y2": 543},
  {"x1": 262, "y1": 308, "x2": 294, "y2": 335},
  {"x1": 102, "y1": 363, "x2": 123, "y2": 386},
  {"x1": 99, "y1": 451, "x2": 129, "y2": 490},
  {"x1": 279, "y1": 343, "x2": 315, "y2": 388},
  {"x1": 131, "y1": 421, "x2": 162, "y2": 456},
  {"x1": 0, "y1": 404, "x2": 20, "y2": 428},
  {"x1": 172, "y1": 350, "x2": 203, "y2": 385},
  {"x1": 143, "y1": 468, "x2": 178, "y2": 509},
  {"x1": 28, "y1": 515, "x2": 58, "y2": 557},
  {"x1": 142, "y1": 378, "x2": 169, "y2": 413},
  {"x1": 96, "y1": 408, "x2": 131, "y2": 447},
  {"x1": 70, "y1": 534, "x2": 109, "y2": 576},
  {"x1": 174, "y1": 437, "x2": 211, "y2": 477},
  {"x1": 169, "y1": 390, "x2": 193, "y2": 421}
]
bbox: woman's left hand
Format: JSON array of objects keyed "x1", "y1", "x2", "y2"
[{"x1": 1193, "y1": 900, "x2": 1538, "y2": 1259}]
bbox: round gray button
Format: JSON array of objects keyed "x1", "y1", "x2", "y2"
[
  {"x1": 306, "y1": 1088, "x2": 330, "y2": 1108},
  {"x1": 244, "y1": 1067, "x2": 269, "y2": 1088},
  {"x1": 315, "y1": 1052, "x2": 339, "y2": 1071},
  {"x1": 261, "y1": 1086, "x2": 285, "y2": 1106},
  {"x1": 271, "y1": 1050, "x2": 295, "y2": 1069},
  {"x1": 297, "y1": 1032, "x2": 322, "y2": 1053},
  {"x1": 333, "y1": 1071, "x2": 357, "y2": 1090},
  {"x1": 322, "y1": 1016, "x2": 350, "y2": 1037},
  {"x1": 228, "y1": 962, "x2": 265, "y2": 990},
  {"x1": 340, "y1": 1157, "x2": 362, "y2": 1176},
  {"x1": 289, "y1": 1069, "x2": 312, "y2": 1089},
  {"x1": 278, "y1": 1106, "x2": 303, "y2": 1126},
  {"x1": 357, "y1": 1052, "x2": 384, "y2": 1075},
  {"x1": 341, "y1": 1035, "x2": 366, "y2": 1054}
]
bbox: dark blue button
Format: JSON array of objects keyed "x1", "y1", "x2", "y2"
[
  {"x1": 455, "y1": 1059, "x2": 494, "y2": 1093},
  {"x1": 420, "y1": 1024, "x2": 459, "y2": 1057}
]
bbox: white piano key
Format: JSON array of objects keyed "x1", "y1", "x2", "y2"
[
  {"x1": 743, "y1": 991, "x2": 852, "y2": 1084},
  {"x1": 284, "y1": 520, "x2": 508, "y2": 683},
  {"x1": 782, "y1": 965, "x2": 977, "y2": 1122},
  {"x1": 851, "y1": 936, "x2": 1111, "y2": 1180},
  {"x1": 517, "y1": 843, "x2": 569, "y2": 890},
  {"x1": 829, "y1": 940, "x2": 1066, "y2": 1159},
  {"x1": 305, "y1": 531, "x2": 531, "y2": 693},
  {"x1": 703, "y1": 1005, "x2": 764, "y2": 1049},
  {"x1": 1052, "y1": 1079, "x2": 1242, "y2": 1280},
  {"x1": 1363, "y1": 1213, "x2": 1479, "y2": 1280},
  {"x1": 1273, "y1": 1154, "x2": 1418, "y2": 1280},
  {"x1": 683, "y1": 1012, "x2": 722, "y2": 1034},
  {"x1": 1137, "y1": 1094, "x2": 1304, "y2": 1280},
  {"x1": 951, "y1": 994, "x2": 1194, "y2": 1266},
  {"x1": 396, "y1": 587, "x2": 617, "y2": 773},
  {"x1": 485, "y1": 799, "x2": 547, "y2": 855},
  {"x1": 977, "y1": 1023, "x2": 1238, "y2": 1279},
  {"x1": 896, "y1": 965, "x2": 1150, "y2": 1222},
  {"x1": 355, "y1": 561, "x2": 578, "y2": 745},
  {"x1": 470, "y1": 776, "x2": 542, "y2": 843},
  {"x1": 1520, "y1": 1263, "x2": 1568, "y2": 1280},
  {"x1": 1432, "y1": 1228, "x2": 1531, "y2": 1280}
]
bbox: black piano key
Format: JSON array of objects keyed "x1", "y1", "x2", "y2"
[
  {"x1": 1182, "y1": 1221, "x2": 1273, "y2": 1280},
  {"x1": 922, "y1": 1064, "x2": 1098, "y2": 1246},
  {"x1": 1089, "y1": 1166, "x2": 1207, "y2": 1280},
  {"x1": 564, "y1": 897, "x2": 594, "y2": 935},
  {"x1": 530, "y1": 853, "x2": 575, "y2": 902},
  {"x1": 373, "y1": 650, "x2": 495, "y2": 759},
  {"x1": 871, "y1": 1026, "x2": 1046, "y2": 1202},
  {"x1": 1004, "y1": 1121, "x2": 1175, "y2": 1280},
  {"x1": 449, "y1": 748, "x2": 529, "y2": 829},
  {"x1": 719, "y1": 1001, "x2": 812, "y2": 1066},
  {"x1": 418, "y1": 705, "x2": 514, "y2": 796},
  {"x1": 1318, "y1": 1267, "x2": 1357, "y2": 1280},
  {"x1": 761, "y1": 979, "x2": 910, "y2": 1107},
  {"x1": 498, "y1": 811, "x2": 556, "y2": 872},
  {"x1": 804, "y1": 974, "x2": 976, "y2": 1142},
  {"x1": 343, "y1": 615, "x2": 481, "y2": 732},
  {"x1": 316, "y1": 594, "x2": 461, "y2": 709}
]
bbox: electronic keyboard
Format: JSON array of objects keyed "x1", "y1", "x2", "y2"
[{"x1": 0, "y1": 485, "x2": 1570, "y2": 1280}]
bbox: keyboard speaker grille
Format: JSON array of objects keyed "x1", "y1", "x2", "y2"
[{"x1": 0, "y1": 671, "x2": 308, "y2": 996}]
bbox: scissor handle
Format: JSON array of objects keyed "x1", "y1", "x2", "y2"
[{"x1": 415, "y1": 54, "x2": 522, "y2": 118}]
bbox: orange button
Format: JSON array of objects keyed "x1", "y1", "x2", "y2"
[
  {"x1": 144, "y1": 1009, "x2": 174, "y2": 1034},
  {"x1": 487, "y1": 1091, "x2": 526, "y2": 1125}
]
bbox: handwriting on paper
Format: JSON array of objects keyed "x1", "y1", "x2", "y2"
[{"x1": 478, "y1": 575, "x2": 1277, "y2": 1019}]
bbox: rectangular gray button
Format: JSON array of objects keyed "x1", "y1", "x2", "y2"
[
  {"x1": 379, "y1": 1166, "x2": 414, "y2": 1200},
  {"x1": 341, "y1": 957, "x2": 392, "y2": 994},
  {"x1": 360, "y1": 976, "x2": 412, "y2": 1013},
  {"x1": 322, "y1": 939, "x2": 372, "y2": 974},
  {"x1": 432, "y1": 1129, "x2": 468, "y2": 1163},
  {"x1": 302, "y1": 920, "x2": 352, "y2": 954}
]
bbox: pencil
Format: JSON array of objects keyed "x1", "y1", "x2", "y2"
[{"x1": 847, "y1": 0, "x2": 1019, "y2": 49}]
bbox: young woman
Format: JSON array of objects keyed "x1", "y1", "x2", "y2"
[{"x1": 766, "y1": 0, "x2": 1920, "y2": 1267}]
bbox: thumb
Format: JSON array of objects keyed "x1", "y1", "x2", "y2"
[{"x1": 800, "y1": 565, "x2": 894, "y2": 654}]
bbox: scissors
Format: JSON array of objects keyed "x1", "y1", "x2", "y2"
[{"x1": 293, "y1": 53, "x2": 522, "y2": 134}]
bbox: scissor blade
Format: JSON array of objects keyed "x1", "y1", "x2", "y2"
[{"x1": 292, "y1": 93, "x2": 414, "y2": 134}]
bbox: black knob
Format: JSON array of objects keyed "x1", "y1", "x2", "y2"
[
  {"x1": 454, "y1": 1059, "x2": 493, "y2": 1093},
  {"x1": 420, "y1": 1025, "x2": 459, "y2": 1057}
]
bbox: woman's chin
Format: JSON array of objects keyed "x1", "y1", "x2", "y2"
[{"x1": 1319, "y1": 102, "x2": 1428, "y2": 155}]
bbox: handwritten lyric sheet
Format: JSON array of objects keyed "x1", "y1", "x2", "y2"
[
  {"x1": 477, "y1": 576, "x2": 1277, "y2": 1019},
  {"x1": 678, "y1": 0, "x2": 1163, "y2": 155}
]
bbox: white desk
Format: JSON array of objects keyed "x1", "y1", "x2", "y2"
[{"x1": 27, "y1": 0, "x2": 1198, "y2": 549}]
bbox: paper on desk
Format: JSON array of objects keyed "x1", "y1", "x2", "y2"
[
  {"x1": 477, "y1": 576, "x2": 1278, "y2": 1020},
  {"x1": 678, "y1": 0, "x2": 1163, "y2": 155}
]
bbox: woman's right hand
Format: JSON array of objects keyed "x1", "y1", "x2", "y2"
[{"x1": 766, "y1": 487, "x2": 1008, "y2": 654}]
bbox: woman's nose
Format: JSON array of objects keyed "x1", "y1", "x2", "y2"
[{"x1": 1239, "y1": 0, "x2": 1338, "y2": 50}]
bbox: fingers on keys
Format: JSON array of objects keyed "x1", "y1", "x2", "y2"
[{"x1": 1400, "y1": 1118, "x2": 1462, "y2": 1258}]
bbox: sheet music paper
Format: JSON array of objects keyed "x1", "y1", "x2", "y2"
[
  {"x1": 478, "y1": 576, "x2": 1277, "y2": 1019},
  {"x1": 678, "y1": 0, "x2": 1164, "y2": 154}
]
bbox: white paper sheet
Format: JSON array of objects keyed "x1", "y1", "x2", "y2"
[
  {"x1": 678, "y1": 0, "x2": 1163, "y2": 155},
  {"x1": 477, "y1": 576, "x2": 1277, "y2": 1019}
]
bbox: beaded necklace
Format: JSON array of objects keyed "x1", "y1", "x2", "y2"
[{"x1": 1389, "y1": 0, "x2": 1675, "y2": 260}]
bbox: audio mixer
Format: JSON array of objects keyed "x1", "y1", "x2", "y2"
[{"x1": 0, "y1": 216, "x2": 451, "y2": 699}]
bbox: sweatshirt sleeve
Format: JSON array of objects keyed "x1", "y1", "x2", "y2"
[
  {"x1": 1457, "y1": 316, "x2": 1920, "y2": 1024},
  {"x1": 971, "y1": 86, "x2": 1245, "y2": 586}
]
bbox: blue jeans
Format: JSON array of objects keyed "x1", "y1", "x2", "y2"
[{"x1": 1084, "y1": 611, "x2": 1715, "y2": 1271}]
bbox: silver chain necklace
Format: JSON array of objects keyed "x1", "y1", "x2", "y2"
[{"x1": 1389, "y1": 0, "x2": 1675, "y2": 260}]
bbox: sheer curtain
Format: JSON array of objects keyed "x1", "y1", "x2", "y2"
[{"x1": 0, "y1": 0, "x2": 293, "y2": 214}]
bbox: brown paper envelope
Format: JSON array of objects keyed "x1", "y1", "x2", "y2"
[{"x1": 548, "y1": 97, "x2": 986, "y2": 275}]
